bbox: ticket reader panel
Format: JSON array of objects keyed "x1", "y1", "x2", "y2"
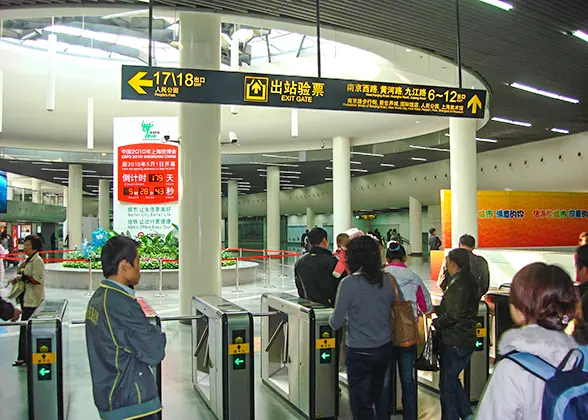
[
  {"x1": 417, "y1": 301, "x2": 489, "y2": 404},
  {"x1": 192, "y1": 295, "x2": 254, "y2": 419},
  {"x1": 261, "y1": 293, "x2": 338, "y2": 420},
  {"x1": 27, "y1": 299, "x2": 69, "y2": 420},
  {"x1": 137, "y1": 297, "x2": 162, "y2": 418}
]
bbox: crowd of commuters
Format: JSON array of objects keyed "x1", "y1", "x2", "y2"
[
  {"x1": 295, "y1": 226, "x2": 588, "y2": 419},
  {"x1": 1, "y1": 225, "x2": 587, "y2": 419}
]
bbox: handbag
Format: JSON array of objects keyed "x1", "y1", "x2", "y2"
[
  {"x1": 386, "y1": 272, "x2": 421, "y2": 347},
  {"x1": 8, "y1": 277, "x2": 25, "y2": 300},
  {"x1": 415, "y1": 317, "x2": 440, "y2": 371}
]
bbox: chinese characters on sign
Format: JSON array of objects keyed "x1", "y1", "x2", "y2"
[
  {"x1": 533, "y1": 209, "x2": 588, "y2": 219},
  {"x1": 126, "y1": 206, "x2": 173, "y2": 232},
  {"x1": 118, "y1": 143, "x2": 178, "y2": 204},
  {"x1": 121, "y1": 65, "x2": 487, "y2": 119}
]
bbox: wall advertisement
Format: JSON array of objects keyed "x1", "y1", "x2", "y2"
[
  {"x1": 441, "y1": 190, "x2": 588, "y2": 249},
  {"x1": 113, "y1": 117, "x2": 179, "y2": 237}
]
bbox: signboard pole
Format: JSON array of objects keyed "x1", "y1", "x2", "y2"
[
  {"x1": 456, "y1": 0, "x2": 463, "y2": 88},
  {"x1": 155, "y1": 258, "x2": 167, "y2": 298},
  {"x1": 316, "y1": 0, "x2": 322, "y2": 78}
]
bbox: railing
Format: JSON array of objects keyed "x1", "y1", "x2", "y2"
[{"x1": 1, "y1": 247, "x2": 301, "y2": 297}]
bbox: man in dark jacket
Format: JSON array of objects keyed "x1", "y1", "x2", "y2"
[
  {"x1": 1, "y1": 297, "x2": 21, "y2": 321},
  {"x1": 85, "y1": 236, "x2": 166, "y2": 420},
  {"x1": 295, "y1": 228, "x2": 340, "y2": 307},
  {"x1": 438, "y1": 234, "x2": 490, "y2": 299}
]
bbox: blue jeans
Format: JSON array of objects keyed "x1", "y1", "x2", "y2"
[
  {"x1": 346, "y1": 343, "x2": 393, "y2": 420},
  {"x1": 439, "y1": 344, "x2": 474, "y2": 420},
  {"x1": 377, "y1": 345, "x2": 417, "y2": 420}
]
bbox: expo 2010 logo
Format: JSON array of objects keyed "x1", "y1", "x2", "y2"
[{"x1": 141, "y1": 120, "x2": 160, "y2": 140}]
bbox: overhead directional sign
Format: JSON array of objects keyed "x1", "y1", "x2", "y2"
[{"x1": 121, "y1": 65, "x2": 487, "y2": 119}]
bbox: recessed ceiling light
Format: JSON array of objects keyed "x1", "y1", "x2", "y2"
[
  {"x1": 476, "y1": 137, "x2": 498, "y2": 143},
  {"x1": 280, "y1": 175, "x2": 300, "y2": 179},
  {"x1": 261, "y1": 154, "x2": 299, "y2": 160},
  {"x1": 41, "y1": 168, "x2": 68, "y2": 172},
  {"x1": 551, "y1": 128, "x2": 570, "y2": 134},
  {"x1": 416, "y1": 121, "x2": 421, "y2": 124},
  {"x1": 330, "y1": 160, "x2": 362, "y2": 164},
  {"x1": 491, "y1": 117, "x2": 532, "y2": 127},
  {"x1": 409, "y1": 145, "x2": 450, "y2": 152},
  {"x1": 249, "y1": 162, "x2": 299, "y2": 168},
  {"x1": 406, "y1": 48, "x2": 412, "y2": 52},
  {"x1": 510, "y1": 82, "x2": 579, "y2": 104},
  {"x1": 351, "y1": 151, "x2": 384, "y2": 157},
  {"x1": 32, "y1": 161, "x2": 52, "y2": 165},
  {"x1": 53, "y1": 177, "x2": 69, "y2": 181},
  {"x1": 325, "y1": 177, "x2": 333, "y2": 181},
  {"x1": 572, "y1": 30, "x2": 588, "y2": 43},
  {"x1": 380, "y1": 163, "x2": 395, "y2": 168},
  {"x1": 411, "y1": 157, "x2": 427, "y2": 162},
  {"x1": 479, "y1": 0, "x2": 513, "y2": 11},
  {"x1": 83, "y1": 170, "x2": 97, "y2": 173},
  {"x1": 221, "y1": 172, "x2": 233, "y2": 175},
  {"x1": 444, "y1": 133, "x2": 450, "y2": 137},
  {"x1": 288, "y1": 184, "x2": 306, "y2": 188},
  {"x1": 350, "y1": 168, "x2": 368, "y2": 173}
]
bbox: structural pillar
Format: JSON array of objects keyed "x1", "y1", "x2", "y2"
[
  {"x1": 68, "y1": 164, "x2": 83, "y2": 249},
  {"x1": 98, "y1": 178, "x2": 110, "y2": 230},
  {"x1": 178, "y1": 13, "x2": 222, "y2": 317},
  {"x1": 6, "y1": 186, "x2": 13, "y2": 200},
  {"x1": 32, "y1": 179, "x2": 41, "y2": 203},
  {"x1": 306, "y1": 207, "x2": 315, "y2": 231},
  {"x1": 266, "y1": 166, "x2": 280, "y2": 251},
  {"x1": 333, "y1": 136, "x2": 351, "y2": 238},
  {"x1": 409, "y1": 196, "x2": 423, "y2": 255},
  {"x1": 228, "y1": 180, "x2": 239, "y2": 249},
  {"x1": 449, "y1": 117, "x2": 478, "y2": 247}
]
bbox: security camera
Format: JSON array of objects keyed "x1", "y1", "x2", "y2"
[
  {"x1": 320, "y1": 140, "x2": 325, "y2": 149},
  {"x1": 229, "y1": 132, "x2": 239, "y2": 144},
  {"x1": 163, "y1": 135, "x2": 171, "y2": 142}
]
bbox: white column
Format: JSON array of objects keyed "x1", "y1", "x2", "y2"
[
  {"x1": 68, "y1": 164, "x2": 83, "y2": 249},
  {"x1": 306, "y1": 207, "x2": 315, "y2": 231},
  {"x1": 333, "y1": 136, "x2": 351, "y2": 237},
  {"x1": 450, "y1": 117, "x2": 478, "y2": 246},
  {"x1": 98, "y1": 178, "x2": 110, "y2": 230},
  {"x1": 21, "y1": 188, "x2": 25, "y2": 201},
  {"x1": 62, "y1": 186, "x2": 68, "y2": 246},
  {"x1": 409, "y1": 196, "x2": 423, "y2": 255},
  {"x1": 179, "y1": 13, "x2": 222, "y2": 317},
  {"x1": 228, "y1": 180, "x2": 239, "y2": 249},
  {"x1": 32, "y1": 179, "x2": 41, "y2": 203},
  {"x1": 6, "y1": 186, "x2": 13, "y2": 200},
  {"x1": 266, "y1": 166, "x2": 280, "y2": 251}
]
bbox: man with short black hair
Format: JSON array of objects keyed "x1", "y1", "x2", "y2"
[
  {"x1": 575, "y1": 245, "x2": 588, "y2": 294},
  {"x1": 438, "y1": 234, "x2": 490, "y2": 298},
  {"x1": 85, "y1": 236, "x2": 166, "y2": 420},
  {"x1": 294, "y1": 227, "x2": 340, "y2": 306},
  {"x1": 429, "y1": 228, "x2": 442, "y2": 251}
]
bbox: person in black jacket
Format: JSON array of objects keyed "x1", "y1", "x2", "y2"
[
  {"x1": 433, "y1": 248, "x2": 479, "y2": 420},
  {"x1": 1, "y1": 297, "x2": 21, "y2": 321},
  {"x1": 294, "y1": 227, "x2": 340, "y2": 307}
]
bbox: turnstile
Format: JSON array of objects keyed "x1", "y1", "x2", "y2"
[
  {"x1": 261, "y1": 293, "x2": 338, "y2": 420},
  {"x1": 192, "y1": 295, "x2": 254, "y2": 419},
  {"x1": 417, "y1": 300, "x2": 490, "y2": 404},
  {"x1": 27, "y1": 299, "x2": 70, "y2": 420},
  {"x1": 137, "y1": 297, "x2": 163, "y2": 419}
]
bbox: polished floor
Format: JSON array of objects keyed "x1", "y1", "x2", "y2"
[{"x1": 0, "y1": 253, "x2": 451, "y2": 420}]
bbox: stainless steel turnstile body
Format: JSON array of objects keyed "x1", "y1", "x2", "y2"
[
  {"x1": 417, "y1": 300, "x2": 490, "y2": 404},
  {"x1": 27, "y1": 299, "x2": 70, "y2": 420},
  {"x1": 137, "y1": 297, "x2": 163, "y2": 419},
  {"x1": 192, "y1": 295, "x2": 254, "y2": 419},
  {"x1": 261, "y1": 293, "x2": 338, "y2": 420}
]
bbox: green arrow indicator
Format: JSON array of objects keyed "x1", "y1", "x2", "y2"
[
  {"x1": 321, "y1": 352, "x2": 330, "y2": 360},
  {"x1": 39, "y1": 368, "x2": 50, "y2": 376},
  {"x1": 476, "y1": 340, "x2": 483, "y2": 348},
  {"x1": 234, "y1": 358, "x2": 244, "y2": 366}
]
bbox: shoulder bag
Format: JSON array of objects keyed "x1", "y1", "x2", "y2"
[{"x1": 386, "y1": 272, "x2": 421, "y2": 347}]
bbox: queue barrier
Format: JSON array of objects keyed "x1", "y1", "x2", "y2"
[
  {"x1": 192, "y1": 295, "x2": 254, "y2": 419},
  {"x1": 261, "y1": 293, "x2": 338, "y2": 420}
]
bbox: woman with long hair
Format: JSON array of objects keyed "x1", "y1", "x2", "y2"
[{"x1": 329, "y1": 235, "x2": 396, "y2": 420}]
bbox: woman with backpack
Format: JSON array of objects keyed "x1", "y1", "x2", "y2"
[
  {"x1": 476, "y1": 262, "x2": 583, "y2": 420},
  {"x1": 377, "y1": 241, "x2": 433, "y2": 420}
]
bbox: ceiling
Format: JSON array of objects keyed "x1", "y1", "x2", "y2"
[{"x1": 0, "y1": 0, "x2": 586, "y2": 196}]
